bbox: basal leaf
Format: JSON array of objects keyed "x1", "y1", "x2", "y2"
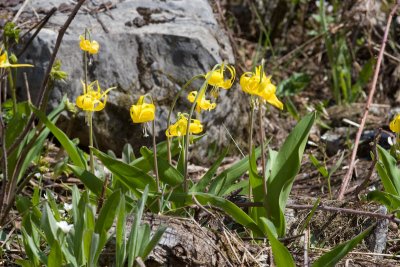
[{"x1": 265, "y1": 112, "x2": 316, "y2": 237}]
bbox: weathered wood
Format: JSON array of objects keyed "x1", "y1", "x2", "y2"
[{"x1": 102, "y1": 213, "x2": 262, "y2": 267}]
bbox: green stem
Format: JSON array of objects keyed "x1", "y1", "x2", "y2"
[
  {"x1": 258, "y1": 98, "x2": 267, "y2": 196},
  {"x1": 88, "y1": 111, "x2": 94, "y2": 173},
  {"x1": 7, "y1": 71, "x2": 16, "y2": 115},
  {"x1": 152, "y1": 119, "x2": 160, "y2": 210},
  {"x1": 166, "y1": 75, "x2": 203, "y2": 164},
  {"x1": 183, "y1": 83, "x2": 207, "y2": 192},
  {"x1": 248, "y1": 99, "x2": 255, "y2": 200}
]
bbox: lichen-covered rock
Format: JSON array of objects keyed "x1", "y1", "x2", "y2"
[{"x1": 18, "y1": 0, "x2": 241, "y2": 155}]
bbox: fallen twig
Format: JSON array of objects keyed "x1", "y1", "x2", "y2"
[
  {"x1": 235, "y1": 202, "x2": 400, "y2": 224},
  {"x1": 337, "y1": 0, "x2": 400, "y2": 200}
]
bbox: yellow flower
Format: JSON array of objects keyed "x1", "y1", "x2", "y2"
[
  {"x1": 390, "y1": 114, "x2": 400, "y2": 133},
  {"x1": 166, "y1": 114, "x2": 203, "y2": 137},
  {"x1": 76, "y1": 80, "x2": 115, "y2": 112},
  {"x1": 79, "y1": 35, "x2": 100, "y2": 54},
  {"x1": 0, "y1": 51, "x2": 33, "y2": 68},
  {"x1": 205, "y1": 63, "x2": 236, "y2": 90},
  {"x1": 187, "y1": 91, "x2": 216, "y2": 113},
  {"x1": 130, "y1": 95, "x2": 156, "y2": 123},
  {"x1": 240, "y1": 65, "x2": 283, "y2": 110}
]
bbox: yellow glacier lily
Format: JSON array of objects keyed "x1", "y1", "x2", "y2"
[
  {"x1": 187, "y1": 91, "x2": 216, "y2": 113},
  {"x1": 205, "y1": 63, "x2": 236, "y2": 90},
  {"x1": 79, "y1": 35, "x2": 100, "y2": 54},
  {"x1": 0, "y1": 51, "x2": 33, "y2": 68},
  {"x1": 240, "y1": 65, "x2": 283, "y2": 110},
  {"x1": 390, "y1": 114, "x2": 400, "y2": 133},
  {"x1": 76, "y1": 80, "x2": 115, "y2": 112},
  {"x1": 166, "y1": 113, "x2": 203, "y2": 137},
  {"x1": 130, "y1": 95, "x2": 156, "y2": 123}
]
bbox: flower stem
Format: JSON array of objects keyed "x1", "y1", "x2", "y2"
[
  {"x1": 258, "y1": 98, "x2": 267, "y2": 196},
  {"x1": 88, "y1": 111, "x2": 94, "y2": 173},
  {"x1": 183, "y1": 83, "x2": 207, "y2": 192},
  {"x1": 152, "y1": 119, "x2": 160, "y2": 209},
  {"x1": 7, "y1": 71, "x2": 16, "y2": 115},
  {"x1": 166, "y1": 75, "x2": 203, "y2": 164},
  {"x1": 248, "y1": 99, "x2": 255, "y2": 200}
]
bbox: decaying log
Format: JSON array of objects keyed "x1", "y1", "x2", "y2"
[{"x1": 101, "y1": 213, "x2": 262, "y2": 267}]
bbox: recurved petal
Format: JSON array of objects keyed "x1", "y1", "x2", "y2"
[{"x1": 262, "y1": 92, "x2": 284, "y2": 110}]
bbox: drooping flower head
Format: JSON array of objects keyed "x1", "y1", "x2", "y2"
[
  {"x1": 240, "y1": 65, "x2": 283, "y2": 110},
  {"x1": 76, "y1": 80, "x2": 115, "y2": 112},
  {"x1": 79, "y1": 35, "x2": 99, "y2": 54},
  {"x1": 0, "y1": 51, "x2": 33, "y2": 68},
  {"x1": 130, "y1": 95, "x2": 156, "y2": 123},
  {"x1": 390, "y1": 114, "x2": 400, "y2": 134},
  {"x1": 187, "y1": 91, "x2": 216, "y2": 113},
  {"x1": 166, "y1": 113, "x2": 203, "y2": 137},
  {"x1": 204, "y1": 63, "x2": 235, "y2": 97}
]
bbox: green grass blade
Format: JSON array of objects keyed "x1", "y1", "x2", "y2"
[{"x1": 312, "y1": 226, "x2": 373, "y2": 267}]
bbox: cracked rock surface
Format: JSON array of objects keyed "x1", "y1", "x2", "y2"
[{"x1": 18, "y1": 0, "x2": 240, "y2": 155}]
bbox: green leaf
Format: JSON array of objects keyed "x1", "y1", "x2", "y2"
[
  {"x1": 89, "y1": 232, "x2": 100, "y2": 267},
  {"x1": 95, "y1": 190, "x2": 121, "y2": 234},
  {"x1": 168, "y1": 192, "x2": 264, "y2": 236},
  {"x1": 376, "y1": 145, "x2": 400, "y2": 195},
  {"x1": 130, "y1": 136, "x2": 203, "y2": 172},
  {"x1": 116, "y1": 194, "x2": 127, "y2": 267},
  {"x1": 127, "y1": 185, "x2": 149, "y2": 267},
  {"x1": 312, "y1": 225, "x2": 373, "y2": 267},
  {"x1": 92, "y1": 147, "x2": 156, "y2": 191},
  {"x1": 40, "y1": 203, "x2": 58, "y2": 246},
  {"x1": 260, "y1": 218, "x2": 295, "y2": 267},
  {"x1": 142, "y1": 225, "x2": 167, "y2": 260},
  {"x1": 209, "y1": 146, "x2": 261, "y2": 196},
  {"x1": 190, "y1": 147, "x2": 229, "y2": 193},
  {"x1": 276, "y1": 72, "x2": 311, "y2": 97},
  {"x1": 122, "y1": 143, "x2": 135, "y2": 164},
  {"x1": 30, "y1": 104, "x2": 86, "y2": 169},
  {"x1": 309, "y1": 154, "x2": 328, "y2": 178},
  {"x1": 48, "y1": 240, "x2": 62, "y2": 267},
  {"x1": 265, "y1": 112, "x2": 316, "y2": 237},
  {"x1": 140, "y1": 146, "x2": 184, "y2": 186},
  {"x1": 69, "y1": 164, "x2": 110, "y2": 197},
  {"x1": 367, "y1": 191, "x2": 400, "y2": 213}
]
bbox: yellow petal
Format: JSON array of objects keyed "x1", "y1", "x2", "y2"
[
  {"x1": 187, "y1": 91, "x2": 197, "y2": 103},
  {"x1": 260, "y1": 91, "x2": 283, "y2": 110},
  {"x1": 390, "y1": 114, "x2": 400, "y2": 133},
  {"x1": 130, "y1": 102, "x2": 155, "y2": 123},
  {"x1": 89, "y1": 40, "x2": 100, "y2": 54}
]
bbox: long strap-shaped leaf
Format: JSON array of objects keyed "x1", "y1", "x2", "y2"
[
  {"x1": 264, "y1": 112, "x2": 316, "y2": 237},
  {"x1": 30, "y1": 104, "x2": 87, "y2": 169}
]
